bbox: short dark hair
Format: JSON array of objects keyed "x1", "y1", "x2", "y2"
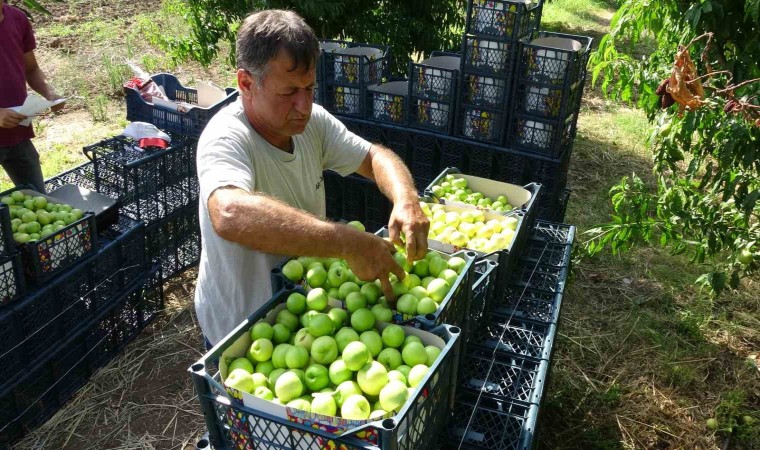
[{"x1": 236, "y1": 10, "x2": 319, "y2": 84}]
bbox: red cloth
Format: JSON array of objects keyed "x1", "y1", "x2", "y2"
[{"x1": 0, "y1": 3, "x2": 37, "y2": 146}]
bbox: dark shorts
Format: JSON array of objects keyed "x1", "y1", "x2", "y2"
[{"x1": 0, "y1": 139, "x2": 45, "y2": 193}]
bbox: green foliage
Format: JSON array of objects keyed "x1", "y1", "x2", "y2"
[
  {"x1": 156, "y1": 0, "x2": 464, "y2": 75},
  {"x1": 587, "y1": 0, "x2": 760, "y2": 294}
]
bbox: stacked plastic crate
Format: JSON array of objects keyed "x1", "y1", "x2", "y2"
[{"x1": 443, "y1": 220, "x2": 573, "y2": 450}]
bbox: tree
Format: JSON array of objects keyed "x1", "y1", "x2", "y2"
[
  {"x1": 160, "y1": 0, "x2": 464, "y2": 75},
  {"x1": 587, "y1": 0, "x2": 760, "y2": 293}
]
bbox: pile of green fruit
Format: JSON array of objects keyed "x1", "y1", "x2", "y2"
[
  {"x1": 223, "y1": 292, "x2": 445, "y2": 421},
  {"x1": 429, "y1": 174, "x2": 514, "y2": 212},
  {"x1": 1, "y1": 191, "x2": 84, "y2": 244},
  {"x1": 422, "y1": 202, "x2": 518, "y2": 254},
  {"x1": 280, "y1": 247, "x2": 468, "y2": 318}
]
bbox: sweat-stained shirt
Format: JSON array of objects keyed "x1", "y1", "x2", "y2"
[
  {"x1": 0, "y1": 3, "x2": 36, "y2": 146},
  {"x1": 195, "y1": 100, "x2": 372, "y2": 345}
]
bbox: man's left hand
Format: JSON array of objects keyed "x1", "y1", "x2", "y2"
[
  {"x1": 388, "y1": 199, "x2": 430, "y2": 264},
  {"x1": 48, "y1": 94, "x2": 65, "y2": 113}
]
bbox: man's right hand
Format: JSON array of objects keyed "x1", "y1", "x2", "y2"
[
  {"x1": 343, "y1": 228, "x2": 406, "y2": 306},
  {"x1": 0, "y1": 109, "x2": 26, "y2": 129}
]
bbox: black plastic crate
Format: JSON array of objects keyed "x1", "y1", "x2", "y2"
[
  {"x1": 124, "y1": 73, "x2": 238, "y2": 139},
  {"x1": 324, "y1": 83, "x2": 365, "y2": 118},
  {"x1": 458, "y1": 104, "x2": 508, "y2": 145},
  {"x1": 508, "y1": 112, "x2": 576, "y2": 158},
  {"x1": 521, "y1": 238, "x2": 573, "y2": 269},
  {"x1": 0, "y1": 253, "x2": 24, "y2": 307},
  {"x1": 470, "y1": 259, "x2": 499, "y2": 324},
  {"x1": 384, "y1": 126, "x2": 412, "y2": 164},
  {"x1": 145, "y1": 200, "x2": 201, "y2": 281},
  {"x1": 84, "y1": 135, "x2": 196, "y2": 225},
  {"x1": 322, "y1": 43, "x2": 389, "y2": 87},
  {"x1": 515, "y1": 32, "x2": 592, "y2": 88},
  {"x1": 461, "y1": 36, "x2": 519, "y2": 76},
  {"x1": 510, "y1": 261, "x2": 569, "y2": 295},
  {"x1": 461, "y1": 72, "x2": 511, "y2": 109},
  {"x1": 469, "y1": 312, "x2": 556, "y2": 361},
  {"x1": 411, "y1": 134, "x2": 441, "y2": 188},
  {"x1": 44, "y1": 161, "x2": 97, "y2": 193},
  {"x1": 527, "y1": 150, "x2": 571, "y2": 203},
  {"x1": 0, "y1": 205, "x2": 13, "y2": 257},
  {"x1": 409, "y1": 96, "x2": 457, "y2": 134},
  {"x1": 443, "y1": 390, "x2": 538, "y2": 450},
  {"x1": 490, "y1": 285, "x2": 562, "y2": 325},
  {"x1": 530, "y1": 220, "x2": 575, "y2": 246},
  {"x1": 513, "y1": 80, "x2": 583, "y2": 122},
  {"x1": 191, "y1": 285, "x2": 462, "y2": 450},
  {"x1": 409, "y1": 55, "x2": 460, "y2": 103},
  {"x1": 366, "y1": 80, "x2": 409, "y2": 125},
  {"x1": 340, "y1": 173, "x2": 392, "y2": 233},
  {"x1": 538, "y1": 189, "x2": 571, "y2": 222},
  {"x1": 466, "y1": 0, "x2": 544, "y2": 41}
]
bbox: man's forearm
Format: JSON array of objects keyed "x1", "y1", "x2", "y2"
[
  {"x1": 209, "y1": 187, "x2": 359, "y2": 259},
  {"x1": 368, "y1": 145, "x2": 418, "y2": 206},
  {"x1": 26, "y1": 67, "x2": 56, "y2": 100}
]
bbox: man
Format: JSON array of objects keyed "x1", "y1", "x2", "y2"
[
  {"x1": 0, "y1": 0, "x2": 64, "y2": 193},
  {"x1": 196, "y1": 10, "x2": 429, "y2": 346}
]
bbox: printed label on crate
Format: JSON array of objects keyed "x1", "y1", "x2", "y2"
[
  {"x1": 526, "y1": 37, "x2": 583, "y2": 84},
  {"x1": 463, "y1": 109, "x2": 497, "y2": 141},
  {"x1": 414, "y1": 65, "x2": 456, "y2": 99},
  {"x1": 525, "y1": 86, "x2": 562, "y2": 117},
  {"x1": 416, "y1": 99, "x2": 449, "y2": 129},
  {"x1": 465, "y1": 75, "x2": 506, "y2": 106},
  {"x1": 219, "y1": 303, "x2": 443, "y2": 449},
  {"x1": 334, "y1": 86, "x2": 361, "y2": 115},
  {"x1": 330, "y1": 48, "x2": 384, "y2": 85},
  {"x1": 466, "y1": 38, "x2": 510, "y2": 73},
  {"x1": 471, "y1": 0, "x2": 526, "y2": 37},
  {"x1": 371, "y1": 93, "x2": 404, "y2": 123}
]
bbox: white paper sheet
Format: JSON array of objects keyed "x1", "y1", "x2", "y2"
[{"x1": 10, "y1": 94, "x2": 67, "y2": 126}]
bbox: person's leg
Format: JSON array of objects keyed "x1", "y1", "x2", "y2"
[{"x1": 0, "y1": 139, "x2": 45, "y2": 193}]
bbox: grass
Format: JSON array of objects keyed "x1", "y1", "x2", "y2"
[{"x1": 5, "y1": 0, "x2": 759, "y2": 449}]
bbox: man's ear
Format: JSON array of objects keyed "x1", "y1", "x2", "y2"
[{"x1": 237, "y1": 69, "x2": 255, "y2": 97}]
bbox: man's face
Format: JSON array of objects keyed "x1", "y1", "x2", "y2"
[{"x1": 241, "y1": 51, "x2": 317, "y2": 139}]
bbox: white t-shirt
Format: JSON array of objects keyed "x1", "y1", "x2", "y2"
[{"x1": 195, "y1": 100, "x2": 371, "y2": 345}]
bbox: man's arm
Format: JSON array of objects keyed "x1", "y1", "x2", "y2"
[
  {"x1": 24, "y1": 52, "x2": 64, "y2": 112},
  {"x1": 209, "y1": 186, "x2": 405, "y2": 299},
  {"x1": 355, "y1": 145, "x2": 430, "y2": 263}
]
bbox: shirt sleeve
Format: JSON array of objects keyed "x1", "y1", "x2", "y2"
[
  {"x1": 318, "y1": 107, "x2": 372, "y2": 176},
  {"x1": 197, "y1": 135, "x2": 255, "y2": 205},
  {"x1": 20, "y1": 12, "x2": 36, "y2": 53}
]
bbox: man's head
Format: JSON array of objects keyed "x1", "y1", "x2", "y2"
[{"x1": 236, "y1": 10, "x2": 319, "y2": 145}]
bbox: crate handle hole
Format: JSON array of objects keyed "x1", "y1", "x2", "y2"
[
  {"x1": 196, "y1": 438, "x2": 210, "y2": 450},
  {"x1": 382, "y1": 418, "x2": 396, "y2": 430},
  {"x1": 449, "y1": 326, "x2": 461, "y2": 334},
  {"x1": 191, "y1": 363, "x2": 205, "y2": 373}
]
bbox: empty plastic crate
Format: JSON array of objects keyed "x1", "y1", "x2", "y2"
[
  {"x1": 322, "y1": 44, "x2": 389, "y2": 86},
  {"x1": 366, "y1": 80, "x2": 409, "y2": 125},
  {"x1": 145, "y1": 200, "x2": 201, "y2": 281},
  {"x1": 465, "y1": 0, "x2": 544, "y2": 41},
  {"x1": 469, "y1": 312, "x2": 556, "y2": 361},
  {"x1": 461, "y1": 37, "x2": 519, "y2": 76},
  {"x1": 409, "y1": 54, "x2": 460, "y2": 134},
  {"x1": 84, "y1": 135, "x2": 196, "y2": 225},
  {"x1": 124, "y1": 73, "x2": 238, "y2": 139}
]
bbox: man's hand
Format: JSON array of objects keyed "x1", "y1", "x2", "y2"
[
  {"x1": 343, "y1": 228, "x2": 406, "y2": 305},
  {"x1": 0, "y1": 109, "x2": 26, "y2": 129},
  {"x1": 388, "y1": 200, "x2": 430, "y2": 265},
  {"x1": 48, "y1": 94, "x2": 65, "y2": 113}
]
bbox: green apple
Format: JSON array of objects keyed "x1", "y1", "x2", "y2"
[
  {"x1": 329, "y1": 359, "x2": 353, "y2": 385},
  {"x1": 327, "y1": 264, "x2": 349, "y2": 288},
  {"x1": 228, "y1": 357, "x2": 254, "y2": 374},
  {"x1": 335, "y1": 327, "x2": 360, "y2": 352},
  {"x1": 304, "y1": 364, "x2": 330, "y2": 391},
  {"x1": 396, "y1": 294, "x2": 419, "y2": 316},
  {"x1": 408, "y1": 286, "x2": 428, "y2": 300},
  {"x1": 393, "y1": 252, "x2": 412, "y2": 272},
  {"x1": 327, "y1": 307, "x2": 348, "y2": 329},
  {"x1": 360, "y1": 330, "x2": 383, "y2": 357},
  {"x1": 396, "y1": 365, "x2": 411, "y2": 380},
  {"x1": 251, "y1": 372, "x2": 269, "y2": 389},
  {"x1": 408, "y1": 364, "x2": 429, "y2": 388},
  {"x1": 350, "y1": 308, "x2": 376, "y2": 332},
  {"x1": 225, "y1": 368, "x2": 256, "y2": 394},
  {"x1": 255, "y1": 361, "x2": 274, "y2": 376},
  {"x1": 36, "y1": 212, "x2": 51, "y2": 226},
  {"x1": 247, "y1": 338, "x2": 274, "y2": 362},
  {"x1": 345, "y1": 291, "x2": 367, "y2": 313},
  {"x1": 440, "y1": 269, "x2": 458, "y2": 286},
  {"x1": 306, "y1": 265, "x2": 327, "y2": 288},
  {"x1": 425, "y1": 345, "x2": 441, "y2": 366},
  {"x1": 297, "y1": 256, "x2": 317, "y2": 269},
  {"x1": 328, "y1": 287, "x2": 341, "y2": 300},
  {"x1": 421, "y1": 277, "x2": 435, "y2": 288},
  {"x1": 357, "y1": 361, "x2": 389, "y2": 396},
  {"x1": 253, "y1": 386, "x2": 275, "y2": 400},
  {"x1": 0, "y1": 196, "x2": 13, "y2": 206},
  {"x1": 10, "y1": 191, "x2": 24, "y2": 203},
  {"x1": 447, "y1": 256, "x2": 467, "y2": 274},
  {"x1": 377, "y1": 348, "x2": 403, "y2": 371},
  {"x1": 290, "y1": 368, "x2": 306, "y2": 385},
  {"x1": 347, "y1": 220, "x2": 365, "y2": 232},
  {"x1": 275, "y1": 371, "x2": 304, "y2": 402},
  {"x1": 334, "y1": 381, "x2": 362, "y2": 407},
  {"x1": 382, "y1": 325, "x2": 405, "y2": 348},
  {"x1": 412, "y1": 259, "x2": 430, "y2": 278},
  {"x1": 300, "y1": 310, "x2": 320, "y2": 328},
  {"x1": 371, "y1": 304, "x2": 394, "y2": 323},
  {"x1": 22, "y1": 199, "x2": 34, "y2": 210},
  {"x1": 285, "y1": 345, "x2": 309, "y2": 369},
  {"x1": 286, "y1": 292, "x2": 307, "y2": 315},
  {"x1": 311, "y1": 336, "x2": 339, "y2": 365},
  {"x1": 428, "y1": 257, "x2": 448, "y2": 277},
  {"x1": 391, "y1": 281, "x2": 409, "y2": 298},
  {"x1": 272, "y1": 323, "x2": 292, "y2": 344},
  {"x1": 294, "y1": 328, "x2": 316, "y2": 351},
  {"x1": 282, "y1": 260, "x2": 304, "y2": 282},
  {"x1": 276, "y1": 309, "x2": 299, "y2": 332},
  {"x1": 401, "y1": 342, "x2": 427, "y2": 367},
  {"x1": 24, "y1": 221, "x2": 40, "y2": 235},
  {"x1": 272, "y1": 344, "x2": 293, "y2": 369},
  {"x1": 308, "y1": 313, "x2": 334, "y2": 337},
  {"x1": 379, "y1": 380, "x2": 409, "y2": 412},
  {"x1": 311, "y1": 393, "x2": 337, "y2": 416},
  {"x1": 426, "y1": 278, "x2": 450, "y2": 303},
  {"x1": 250, "y1": 321, "x2": 274, "y2": 341},
  {"x1": 21, "y1": 211, "x2": 37, "y2": 223},
  {"x1": 286, "y1": 398, "x2": 311, "y2": 412},
  {"x1": 452, "y1": 178, "x2": 467, "y2": 190},
  {"x1": 338, "y1": 282, "x2": 360, "y2": 300},
  {"x1": 341, "y1": 394, "x2": 371, "y2": 420},
  {"x1": 401, "y1": 273, "x2": 421, "y2": 290},
  {"x1": 370, "y1": 409, "x2": 387, "y2": 419},
  {"x1": 306, "y1": 288, "x2": 329, "y2": 311},
  {"x1": 360, "y1": 283, "x2": 382, "y2": 305},
  {"x1": 343, "y1": 341, "x2": 371, "y2": 371},
  {"x1": 387, "y1": 369, "x2": 407, "y2": 385},
  {"x1": 416, "y1": 297, "x2": 438, "y2": 315}
]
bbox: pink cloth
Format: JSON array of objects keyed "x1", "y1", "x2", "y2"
[{"x1": 0, "y1": 3, "x2": 37, "y2": 146}]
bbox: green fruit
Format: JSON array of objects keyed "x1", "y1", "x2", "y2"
[
  {"x1": 393, "y1": 252, "x2": 412, "y2": 272},
  {"x1": 36, "y1": 212, "x2": 51, "y2": 226},
  {"x1": 14, "y1": 233, "x2": 30, "y2": 244},
  {"x1": 329, "y1": 359, "x2": 353, "y2": 385},
  {"x1": 32, "y1": 196, "x2": 47, "y2": 210},
  {"x1": 308, "y1": 313, "x2": 334, "y2": 337},
  {"x1": 274, "y1": 371, "x2": 304, "y2": 402},
  {"x1": 228, "y1": 357, "x2": 254, "y2": 374},
  {"x1": 271, "y1": 344, "x2": 293, "y2": 369},
  {"x1": 371, "y1": 304, "x2": 394, "y2": 323},
  {"x1": 21, "y1": 211, "x2": 37, "y2": 223},
  {"x1": 428, "y1": 257, "x2": 448, "y2": 277},
  {"x1": 250, "y1": 322, "x2": 274, "y2": 341},
  {"x1": 282, "y1": 260, "x2": 304, "y2": 282},
  {"x1": 253, "y1": 386, "x2": 275, "y2": 400},
  {"x1": 59, "y1": 204, "x2": 72, "y2": 213},
  {"x1": 377, "y1": 348, "x2": 403, "y2": 371},
  {"x1": 396, "y1": 294, "x2": 419, "y2": 315},
  {"x1": 286, "y1": 398, "x2": 311, "y2": 412},
  {"x1": 350, "y1": 308, "x2": 376, "y2": 332},
  {"x1": 359, "y1": 330, "x2": 383, "y2": 357},
  {"x1": 286, "y1": 292, "x2": 307, "y2": 315},
  {"x1": 426, "y1": 278, "x2": 450, "y2": 303},
  {"x1": 311, "y1": 393, "x2": 337, "y2": 416},
  {"x1": 706, "y1": 418, "x2": 718, "y2": 430},
  {"x1": 341, "y1": 394, "x2": 371, "y2": 420},
  {"x1": 738, "y1": 249, "x2": 754, "y2": 265},
  {"x1": 23, "y1": 199, "x2": 34, "y2": 210},
  {"x1": 347, "y1": 221, "x2": 365, "y2": 232},
  {"x1": 285, "y1": 345, "x2": 310, "y2": 369},
  {"x1": 404, "y1": 335, "x2": 422, "y2": 348},
  {"x1": 335, "y1": 327, "x2": 360, "y2": 353},
  {"x1": 327, "y1": 307, "x2": 348, "y2": 329},
  {"x1": 401, "y1": 342, "x2": 427, "y2": 367},
  {"x1": 407, "y1": 364, "x2": 429, "y2": 388},
  {"x1": 255, "y1": 361, "x2": 275, "y2": 377},
  {"x1": 29, "y1": 233, "x2": 40, "y2": 241},
  {"x1": 360, "y1": 283, "x2": 382, "y2": 305},
  {"x1": 268, "y1": 368, "x2": 287, "y2": 389},
  {"x1": 412, "y1": 259, "x2": 430, "y2": 278},
  {"x1": 334, "y1": 381, "x2": 363, "y2": 408},
  {"x1": 272, "y1": 323, "x2": 292, "y2": 344},
  {"x1": 379, "y1": 379, "x2": 409, "y2": 413},
  {"x1": 306, "y1": 288, "x2": 329, "y2": 311},
  {"x1": 357, "y1": 361, "x2": 389, "y2": 396},
  {"x1": 338, "y1": 282, "x2": 361, "y2": 300},
  {"x1": 306, "y1": 265, "x2": 328, "y2": 288},
  {"x1": 345, "y1": 291, "x2": 367, "y2": 313},
  {"x1": 424, "y1": 345, "x2": 441, "y2": 366},
  {"x1": 1, "y1": 196, "x2": 13, "y2": 206},
  {"x1": 304, "y1": 363, "x2": 330, "y2": 391},
  {"x1": 276, "y1": 309, "x2": 299, "y2": 332},
  {"x1": 387, "y1": 369, "x2": 407, "y2": 385},
  {"x1": 343, "y1": 341, "x2": 371, "y2": 371},
  {"x1": 293, "y1": 328, "x2": 316, "y2": 351},
  {"x1": 247, "y1": 338, "x2": 274, "y2": 362},
  {"x1": 382, "y1": 325, "x2": 405, "y2": 348},
  {"x1": 224, "y1": 368, "x2": 257, "y2": 394},
  {"x1": 416, "y1": 297, "x2": 438, "y2": 315}
]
